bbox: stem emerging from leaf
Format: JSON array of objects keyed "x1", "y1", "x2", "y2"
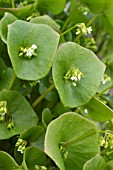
[{"x1": 32, "y1": 84, "x2": 55, "y2": 108}]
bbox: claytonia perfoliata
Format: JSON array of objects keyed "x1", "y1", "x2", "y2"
[
  {"x1": 101, "y1": 74, "x2": 111, "y2": 84},
  {"x1": 83, "y1": 37, "x2": 97, "y2": 51},
  {"x1": 19, "y1": 44, "x2": 37, "y2": 59},
  {"x1": 78, "y1": 4, "x2": 90, "y2": 16},
  {"x1": 0, "y1": 101, "x2": 7, "y2": 122},
  {"x1": 99, "y1": 132, "x2": 113, "y2": 149},
  {"x1": 15, "y1": 138, "x2": 27, "y2": 154},
  {"x1": 76, "y1": 23, "x2": 92, "y2": 35},
  {"x1": 64, "y1": 67, "x2": 83, "y2": 86}
]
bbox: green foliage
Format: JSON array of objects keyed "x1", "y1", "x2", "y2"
[{"x1": 0, "y1": 0, "x2": 113, "y2": 169}]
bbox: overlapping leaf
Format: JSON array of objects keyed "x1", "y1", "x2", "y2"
[
  {"x1": 7, "y1": 20, "x2": 60, "y2": 80},
  {"x1": 53, "y1": 42, "x2": 104, "y2": 108},
  {"x1": 45, "y1": 112, "x2": 100, "y2": 170}
]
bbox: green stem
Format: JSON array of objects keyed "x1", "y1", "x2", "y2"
[
  {"x1": 7, "y1": 73, "x2": 16, "y2": 90},
  {"x1": 97, "y1": 84, "x2": 113, "y2": 97},
  {"x1": 32, "y1": 84, "x2": 55, "y2": 108},
  {"x1": 11, "y1": 0, "x2": 15, "y2": 8},
  {"x1": 98, "y1": 129, "x2": 113, "y2": 134},
  {"x1": 86, "y1": 15, "x2": 98, "y2": 27},
  {"x1": 60, "y1": 24, "x2": 77, "y2": 36},
  {"x1": 60, "y1": 131, "x2": 96, "y2": 148}
]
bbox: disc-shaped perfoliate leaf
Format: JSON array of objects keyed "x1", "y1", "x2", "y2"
[
  {"x1": 30, "y1": 15, "x2": 60, "y2": 33},
  {"x1": 45, "y1": 112, "x2": 100, "y2": 170},
  {"x1": 0, "y1": 12, "x2": 17, "y2": 44},
  {"x1": 0, "y1": 151, "x2": 19, "y2": 170},
  {"x1": 83, "y1": 154, "x2": 106, "y2": 170},
  {"x1": 84, "y1": 97, "x2": 113, "y2": 122},
  {"x1": 0, "y1": 90, "x2": 38, "y2": 140},
  {"x1": 7, "y1": 20, "x2": 60, "y2": 80},
  {"x1": 53, "y1": 42, "x2": 104, "y2": 108}
]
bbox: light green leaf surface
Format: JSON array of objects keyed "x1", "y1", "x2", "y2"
[
  {"x1": 85, "y1": 97, "x2": 113, "y2": 122},
  {"x1": 53, "y1": 42, "x2": 104, "y2": 108},
  {"x1": 83, "y1": 154, "x2": 106, "y2": 170},
  {"x1": 0, "y1": 90, "x2": 38, "y2": 140},
  {"x1": 7, "y1": 20, "x2": 60, "y2": 80},
  {"x1": 23, "y1": 146, "x2": 46, "y2": 170},
  {"x1": 30, "y1": 15, "x2": 60, "y2": 33},
  {"x1": 45, "y1": 112, "x2": 100, "y2": 170},
  {"x1": 0, "y1": 151, "x2": 19, "y2": 170}
]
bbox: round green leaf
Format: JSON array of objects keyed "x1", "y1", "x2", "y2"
[
  {"x1": 7, "y1": 20, "x2": 60, "y2": 80},
  {"x1": 45, "y1": 112, "x2": 100, "y2": 170},
  {"x1": 0, "y1": 151, "x2": 19, "y2": 170},
  {"x1": 23, "y1": 146, "x2": 46, "y2": 170},
  {"x1": 83, "y1": 97, "x2": 113, "y2": 122},
  {"x1": 53, "y1": 42, "x2": 105, "y2": 108},
  {"x1": 83, "y1": 154, "x2": 106, "y2": 170},
  {"x1": 30, "y1": 15, "x2": 60, "y2": 33},
  {"x1": 0, "y1": 90, "x2": 38, "y2": 140},
  {"x1": 0, "y1": 12, "x2": 17, "y2": 44}
]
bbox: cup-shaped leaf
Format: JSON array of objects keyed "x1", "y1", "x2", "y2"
[
  {"x1": 0, "y1": 151, "x2": 19, "y2": 170},
  {"x1": 7, "y1": 20, "x2": 60, "y2": 80},
  {"x1": 0, "y1": 90, "x2": 38, "y2": 140},
  {"x1": 83, "y1": 154, "x2": 106, "y2": 170},
  {"x1": 53, "y1": 42, "x2": 105, "y2": 108},
  {"x1": 45, "y1": 112, "x2": 100, "y2": 170},
  {"x1": 0, "y1": 12, "x2": 17, "y2": 44}
]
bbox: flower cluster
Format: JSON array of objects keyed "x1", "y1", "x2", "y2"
[
  {"x1": 15, "y1": 138, "x2": 27, "y2": 154},
  {"x1": 64, "y1": 67, "x2": 83, "y2": 86},
  {"x1": 78, "y1": 4, "x2": 90, "y2": 16},
  {"x1": 0, "y1": 101, "x2": 7, "y2": 122},
  {"x1": 101, "y1": 74, "x2": 111, "y2": 84},
  {"x1": 83, "y1": 37, "x2": 97, "y2": 51},
  {"x1": 76, "y1": 23, "x2": 92, "y2": 35},
  {"x1": 35, "y1": 165, "x2": 47, "y2": 170},
  {"x1": 99, "y1": 132, "x2": 113, "y2": 149},
  {"x1": 19, "y1": 44, "x2": 37, "y2": 59}
]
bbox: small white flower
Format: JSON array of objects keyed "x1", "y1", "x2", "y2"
[
  {"x1": 83, "y1": 11, "x2": 88, "y2": 15},
  {"x1": 32, "y1": 44, "x2": 37, "y2": 50},
  {"x1": 72, "y1": 82, "x2": 76, "y2": 86},
  {"x1": 87, "y1": 26, "x2": 92, "y2": 34},
  {"x1": 70, "y1": 76, "x2": 77, "y2": 81},
  {"x1": 26, "y1": 51, "x2": 32, "y2": 57},
  {"x1": 78, "y1": 74, "x2": 81, "y2": 80}
]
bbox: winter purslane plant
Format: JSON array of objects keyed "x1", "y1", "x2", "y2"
[{"x1": 0, "y1": 0, "x2": 113, "y2": 169}]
